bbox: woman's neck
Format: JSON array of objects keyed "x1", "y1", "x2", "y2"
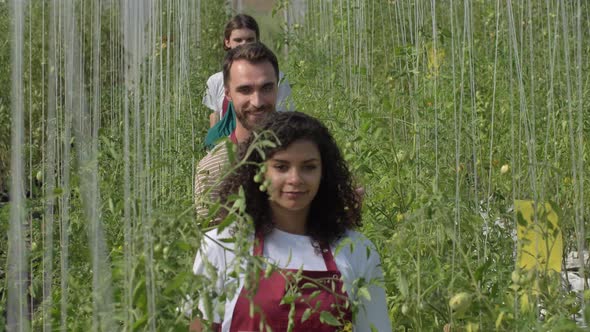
[{"x1": 270, "y1": 204, "x2": 309, "y2": 235}]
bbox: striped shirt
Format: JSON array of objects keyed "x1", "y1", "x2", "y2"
[{"x1": 194, "y1": 143, "x2": 231, "y2": 218}]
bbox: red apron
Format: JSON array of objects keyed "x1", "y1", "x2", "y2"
[{"x1": 229, "y1": 232, "x2": 352, "y2": 332}]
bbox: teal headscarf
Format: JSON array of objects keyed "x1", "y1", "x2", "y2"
[{"x1": 204, "y1": 101, "x2": 236, "y2": 150}]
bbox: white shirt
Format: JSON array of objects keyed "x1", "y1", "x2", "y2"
[
  {"x1": 202, "y1": 71, "x2": 294, "y2": 113},
  {"x1": 192, "y1": 227, "x2": 392, "y2": 332}
]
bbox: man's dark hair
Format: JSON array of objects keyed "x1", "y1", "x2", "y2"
[
  {"x1": 223, "y1": 14, "x2": 260, "y2": 51},
  {"x1": 217, "y1": 112, "x2": 362, "y2": 247},
  {"x1": 222, "y1": 42, "x2": 279, "y2": 87}
]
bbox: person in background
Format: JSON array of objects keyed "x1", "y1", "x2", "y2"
[
  {"x1": 191, "y1": 111, "x2": 392, "y2": 332},
  {"x1": 195, "y1": 42, "x2": 279, "y2": 217},
  {"x1": 203, "y1": 14, "x2": 293, "y2": 150}
]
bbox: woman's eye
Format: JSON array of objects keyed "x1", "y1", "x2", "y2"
[
  {"x1": 273, "y1": 164, "x2": 288, "y2": 171},
  {"x1": 304, "y1": 164, "x2": 317, "y2": 171}
]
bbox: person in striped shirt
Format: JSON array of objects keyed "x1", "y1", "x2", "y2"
[{"x1": 194, "y1": 42, "x2": 280, "y2": 218}]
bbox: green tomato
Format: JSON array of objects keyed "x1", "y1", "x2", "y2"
[
  {"x1": 254, "y1": 173, "x2": 263, "y2": 183},
  {"x1": 511, "y1": 270, "x2": 521, "y2": 284},
  {"x1": 401, "y1": 303, "x2": 409, "y2": 315},
  {"x1": 396, "y1": 150, "x2": 407, "y2": 162},
  {"x1": 500, "y1": 164, "x2": 510, "y2": 174},
  {"x1": 417, "y1": 301, "x2": 425, "y2": 311},
  {"x1": 449, "y1": 292, "x2": 471, "y2": 313}
]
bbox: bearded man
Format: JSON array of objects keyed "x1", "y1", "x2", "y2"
[{"x1": 194, "y1": 42, "x2": 280, "y2": 217}]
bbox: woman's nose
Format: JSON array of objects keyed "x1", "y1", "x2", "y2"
[{"x1": 287, "y1": 168, "x2": 303, "y2": 184}]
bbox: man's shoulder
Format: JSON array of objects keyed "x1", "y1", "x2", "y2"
[{"x1": 196, "y1": 143, "x2": 230, "y2": 173}]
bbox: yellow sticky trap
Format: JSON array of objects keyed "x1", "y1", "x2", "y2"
[{"x1": 515, "y1": 200, "x2": 562, "y2": 273}]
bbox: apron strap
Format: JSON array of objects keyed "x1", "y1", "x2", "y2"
[
  {"x1": 221, "y1": 95, "x2": 229, "y2": 118},
  {"x1": 319, "y1": 242, "x2": 339, "y2": 271},
  {"x1": 229, "y1": 130, "x2": 238, "y2": 144},
  {"x1": 253, "y1": 231, "x2": 264, "y2": 257},
  {"x1": 254, "y1": 231, "x2": 339, "y2": 271}
]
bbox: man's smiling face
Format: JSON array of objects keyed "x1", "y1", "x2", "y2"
[{"x1": 225, "y1": 59, "x2": 278, "y2": 130}]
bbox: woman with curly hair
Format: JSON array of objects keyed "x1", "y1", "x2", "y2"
[{"x1": 191, "y1": 112, "x2": 391, "y2": 332}]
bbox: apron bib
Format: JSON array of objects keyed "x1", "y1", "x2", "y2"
[{"x1": 229, "y1": 232, "x2": 352, "y2": 332}]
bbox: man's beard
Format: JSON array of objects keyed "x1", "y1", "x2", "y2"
[{"x1": 236, "y1": 105, "x2": 274, "y2": 130}]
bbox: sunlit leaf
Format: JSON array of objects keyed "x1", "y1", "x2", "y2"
[
  {"x1": 301, "y1": 308, "x2": 313, "y2": 323},
  {"x1": 319, "y1": 311, "x2": 342, "y2": 326}
]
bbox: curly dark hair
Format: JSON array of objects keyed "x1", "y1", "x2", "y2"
[
  {"x1": 218, "y1": 112, "x2": 362, "y2": 246},
  {"x1": 223, "y1": 14, "x2": 260, "y2": 51}
]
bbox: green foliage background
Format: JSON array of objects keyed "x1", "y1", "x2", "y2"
[{"x1": 284, "y1": 1, "x2": 590, "y2": 330}]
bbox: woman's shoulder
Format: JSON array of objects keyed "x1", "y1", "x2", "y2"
[
  {"x1": 333, "y1": 230, "x2": 379, "y2": 260},
  {"x1": 200, "y1": 227, "x2": 256, "y2": 252},
  {"x1": 342, "y1": 230, "x2": 377, "y2": 246},
  {"x1": 193, "y1": 227, "x2": 240, "y2": 272},
  {"x1": 206, "y1": 71, "x2": 223, "y2": 86},
  {"x1": 201, "y1": 227, "x2": 234, "y2": 245}
]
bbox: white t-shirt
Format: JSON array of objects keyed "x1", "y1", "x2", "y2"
[
  {"x1": 192, "y1": 227, "x2": 392, "y2": 332},
  {"x1": 202, "y1": 71, "x2": 294, "y2": 113}
]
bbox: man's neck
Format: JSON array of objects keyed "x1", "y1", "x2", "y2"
[{"x1": 234, "y1": 122, "x2": 251, "y2": 143}]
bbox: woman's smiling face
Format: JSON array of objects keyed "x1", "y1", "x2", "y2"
[
  {"x1": 265, "y1": 139, "x2": 322, "y2": 215},
  {"x1": 224, "y1": 28, "x2": 257, "y2": 49}
]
